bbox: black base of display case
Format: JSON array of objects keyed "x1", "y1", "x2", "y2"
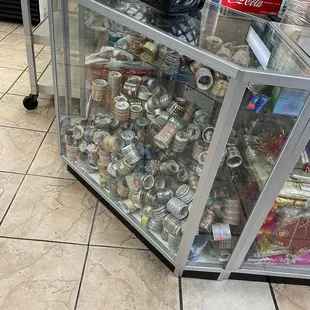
[
  {"x1": 68, "y1": 165, "x2": 310, "y2": 285},
  {"x1": 182, "y1": 271, "x2": 220, "y2": 280},
  {"x1": 229, "y1": 273, "x2": 310, "y2": 286}
]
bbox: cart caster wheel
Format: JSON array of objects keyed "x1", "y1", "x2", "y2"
[{"x1": 23, "y1": 94, "x2": 38, "y2": 110}]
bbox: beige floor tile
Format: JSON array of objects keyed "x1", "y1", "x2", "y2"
[
  {"x1": 0, "y1": 175, "x2": 96, "y2": 243},
  {"x1": 0, "y1": 22, "x2": 19, "y2": 33},
  {"x1": 0, "y1": 94, "x2": 54, "y2": 131},
  {"x1": 0, "y1": 48, "x2": 29, "y2": 70},
  {"x1": 12, "y1": 25, "x2": 33, "y2": 35},
  {"x1": 77, "y1": 247, "x2": 179, "y2": 310},
  {"x1": 0, "y1": 33, "x2": 43, "y2": 53},
  {"x1": 41, "y1": 46, "x2": 51, "y2": 55},
  {"x1": 49, "y1": 117, "x2": 57, "y2": 133},
  {"x1": 0, "y1": 238, "x2": 86, "y2": 310},
  {"x1": 90, "y1": 203, "x2": 147, "y2": 249},
  {"x1": 0, "y1": 172, "x2": 24, "y2": 220},
  {"x1": 29, "y1": 133, "x2": 74, "y2": 179},
  {"x1": 272, "y1": 283, "x2": 310, "y2": 310},
  {"x1": 8, "y1": 70, "x2": 34, "y2": 96},
  {"x1": 182, "y1": 278, "x2": 275, "y2": 310},
  {"x1": 8, "y1": 70, "x2": 49, "y2": 97},
  {"x1": 0, "y1": 67, "x2": 23, "y2": 92},
  {"x1": 0, "y1": 127, "x2": 44, "y2": 173},
  {"x1": 0, "y1": 31, "x2": 8, "y2": 40},
  {"x1": 35, "y1": 52, "x2": 51, "y2": 73},
  {"x1": 69, "y1": 0, "x2": 78, "y2": 10},
  {"x1": 39, "y1": 93, "x2": 54, "y2": 100}
]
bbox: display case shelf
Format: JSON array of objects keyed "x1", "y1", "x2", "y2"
[
  {"x1": 33, "y1": 11, "x2": 79, "y2": 49},
  {"x1": 38, "y1": 63, "x2": 80, "y2": 98}
]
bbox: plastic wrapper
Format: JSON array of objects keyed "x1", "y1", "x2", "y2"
[
  {"x1": 271, "y1": 218, "x2": 310, "y2": 255},
  {"x1": 256, "y1": 208, "x2": 277, "y2": 241},
  {"x1": 250, "y1": 237, "x2": 287, "y2": 258},
  {"x1": 213, "y1": 236, "x2": 238, "y2": 262},
  {"x1": 282, "y1": 0, "x2": 310, "y2": 27},
  {"x1": 276, "y1": 206, "x2": 303, "y2": 227},
  {"x1": 188, "y1": 234, "x2": 209, "y2": 262},
  {"x1": 276, "y1": 197, "x2": 308, "y2": 208}
]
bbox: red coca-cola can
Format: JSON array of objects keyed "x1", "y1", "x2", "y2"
[{"x1": 221, "y1": 0, "x2": 282, "y2": 16}]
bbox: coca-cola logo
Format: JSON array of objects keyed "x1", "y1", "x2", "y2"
[{"x1": 227, "y1": 0, "x2": 263, "y2": 7}]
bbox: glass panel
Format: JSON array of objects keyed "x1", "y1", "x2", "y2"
[
  {"x1": 275, "y1": 23, "x2": 310, "y2": 58},
  {"x1": 186, "y1": 85, "x2": 309, "y2": 267},
  {"x1": 52, "y1": 1, "x2": 236, "y2": 261},
  {"x1": 244, "y1": 141, "x2": 310, "y2": 268},
  {"x1": 91, "y1": 0, "x2": 310, "y2": 75}
]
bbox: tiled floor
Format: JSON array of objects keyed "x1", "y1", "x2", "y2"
[{"x1": 0, "y1": 7, "x2": 309, "y2": 310}]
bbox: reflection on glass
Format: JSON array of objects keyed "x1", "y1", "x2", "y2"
[
  {"x1": 245, "y1": 142, "x2": 310, "y2": 266},
  {"x1": 188, "y1": 86, "x2": 308, "y2": 266},
  {"x1": 276, "y1": 23, "x2": 310, "y2": 58},
  {"x1": 57, "y1": 5, "x2": 233, "y2": 258}
]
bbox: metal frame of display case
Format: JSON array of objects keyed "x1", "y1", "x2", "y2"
[{"x1": 48, "y1": 0, "x2": 310, "y2": 283}]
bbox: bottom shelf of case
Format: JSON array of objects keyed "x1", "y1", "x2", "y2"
[
  {"x1": 38, "y1": 63, "x2": 81, "y2": 98},
  {"x1": 65, "y1": 159, "x2": 177, "y2": 268},
  {"x1": 239, "y1": 263, "x2": 310, "y2": 279},
  {"x1": 230, "y1": 265, "x2": 310, "y2": 284}
]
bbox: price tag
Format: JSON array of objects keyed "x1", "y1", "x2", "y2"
[{"x1": 300, "y1": 184, "x2": 310, "y2": 192}]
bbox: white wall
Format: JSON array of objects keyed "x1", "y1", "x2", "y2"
[{"x1": 39, "y1": 0, "x2": 48, "y2": 21}]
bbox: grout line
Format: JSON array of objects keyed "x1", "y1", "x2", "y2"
[
  {"x1": 179, "y1": 277, "x2": 184, "y2": 310},
  {"x1": 74, "y1": 201, "x2": 99, "y2": 310},
  {"x1": 2, "y1": 93, "x2": 27, "y2": 98},
  {"x1": 0, "y1": 235, "x2": 87, "y2": 247},
  {"x1": 4, "y1": 67, "x2": 27, "y2": 96},
  {"x1": 26, "y1": 173, "x2": 76, "y2": 181},
  {"x1": 3, "y1": 92, "x2": 50, "y2": 99},
  {"x1": 0, "y1": 118, "x2": 53, "y2": 225},
  {"x1": 74, "y1": 246, "x2": 90, "y2": 310},
  {"x1": 0, "y1": 65, "x2": 28, "y2": 71},
  {"x1": 0, "y1": 170, "x2": 24, "y2": 176},
  {"x1": 0, "y1": 233, "x2": 150, "y2": 252},
  {"x1": 35, "y1": 45, "x2": 45, "y2": 55},
  {"x1": 0, "y1": 124, "x2": 47, "y2": 134},
  {"x1": 268, "y1": 282, "x2": 279, "y2": 310},
  {"x1": 3, "y1": 47, "x2": 48, "y2": 98},
  {"x1": 0, "y1": 175, "x2": 26, "y2": 225},
  {"x1": 34, "y1": 46, "x2": 44, "y2": 57},
  {"x1": 0, "y1": 24, "x2": 21, "y2": 43},
  {"x1": 38, "y1": 60, "x2": 51, "y2": 79},
  {"x1": 87, "y1": 201, "x2": 99, "y2": 245},
  {"x1": 89, "y1": 243, "x2": 149, "y2": 251}
]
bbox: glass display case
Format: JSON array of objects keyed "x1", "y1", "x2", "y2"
[{"x1": 48, "y1": 0, "x2": 310, "y2": 281}]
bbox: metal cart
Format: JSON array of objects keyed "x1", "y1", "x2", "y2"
[
  {"x1": 21, "y1": 0, "x2": 40, "y2": 109},
  {"x1": 21, "y1": 0, "x2": 79, "y2": 109}
]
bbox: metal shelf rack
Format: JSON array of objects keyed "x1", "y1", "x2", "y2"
[{"x1": 21, "y1": 0, "x2": 80, "y2": 109}]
